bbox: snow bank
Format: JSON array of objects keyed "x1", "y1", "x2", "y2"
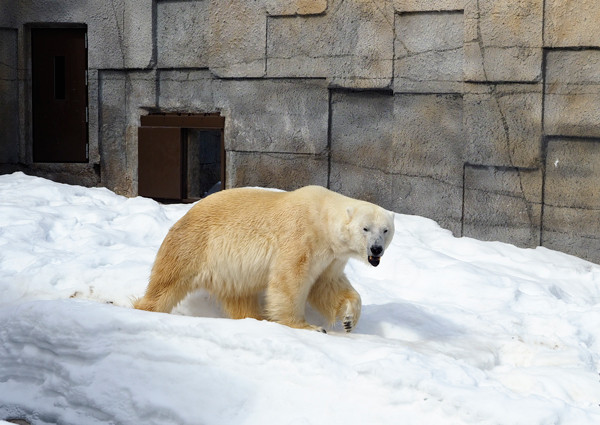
[{"x1": 1, "y1": 172, "x2": 600, "y2": 425}]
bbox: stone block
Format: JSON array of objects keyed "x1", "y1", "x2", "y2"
[
  {"x1": 545, "y1": 0, "x2": 600, "y2": 47},
  {"x1": 158, "y1": 69, "x2": 218, "y2": 111},
  {"x1": 464, "y1": 83, "x2": 543, "y2": 168},
  {"x1": 227, "y1": 151, "x2": 328, "y2": 190},
  {"x1": 544, "y1": 139, "x2": 600, "y2": 209},
  {"x1": 330, "y1": 91, "x2": 395, "y2": 171},
  {"x1": 266, "y1": 0, "x2": 394, "y2": 88},
  {"x1": 0, "y1": 28, "x2": 18, "y2": 163},
  {"x1": 542, "y1": 207, "x2": 600, "y2": 264},
  {"x1": 157, "y1": 0, "x2": 209, "y2": 68},
  {"x1": 208, "y1": 0, "x2": 266, "y2": 77},
  {"x1": 218, "y1": 79, "x2": 329, "y2": 154},
  {"x1": 99, "y1": 70, "x2": 156, "y2": 196},
  {"x1": 464, "y1": 0, "x2": 543, "y2": 82},
  {"x1": 543, "y1": 139, "x2": 600, "y2": 263},
  {"x1": 393, "y1": 94, "x2": 464, "y2": 184},
  {"x1": 266, "y1": 0, "x2": 327, "y2": 15},
  {"x1": 463, "y1": 165, "x2": 542, "y2": 247},
  {"x1": 393, "y1": 0, "x2": 465, "y2": 12},
  {"x1": 87, "y1": 0, "x2": 154, "y2": 69},
  {"x1": 394, "y1": 11, "x2": 464, "y2": 93},
  {"x1": 544, "y1": 50, "x2": 600, "y2": 138}
]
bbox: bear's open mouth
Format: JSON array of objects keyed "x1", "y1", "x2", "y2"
[{"x1": 368, "y1": 256, "x2": 381, "y2": 267}]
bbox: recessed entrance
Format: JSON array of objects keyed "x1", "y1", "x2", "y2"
[
  {"x1": 31, "y1": 27, "x2": 88, "y2": 163},
  {"x1": 138, "y1": 113, "x2": 225, "y2": 201}
]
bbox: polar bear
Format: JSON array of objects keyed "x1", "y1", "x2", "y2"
[{"x1": 134, "y1": 185, "x2": 395, "y2": 333}]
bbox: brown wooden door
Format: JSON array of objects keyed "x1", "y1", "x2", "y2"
[
  {"x1": 138, "y1": 126, "x2": 184, "y2": 200},
  {"x1": 32, "y1": 28, "x2": 88, "y2": 162}
]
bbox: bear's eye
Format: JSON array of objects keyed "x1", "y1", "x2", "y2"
[
  {"x1": 383, "y1": 229, "x2": 388, "y2": 234},
  {"x1": 363, "y1": 227, "x2": 369, "y2": 232}
]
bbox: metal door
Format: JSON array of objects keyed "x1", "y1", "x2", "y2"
[{"x1": 32, "y1": 27, "x2": 88, "y2": 162}]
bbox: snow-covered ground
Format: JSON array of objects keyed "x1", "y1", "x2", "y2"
[{"x1": 1, "y1": 172, "x2": 600, "y2": 425}]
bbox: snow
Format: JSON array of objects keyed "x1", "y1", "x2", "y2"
[{"x1": 1, "y1": 171, "x2": 600, "y2": 425}]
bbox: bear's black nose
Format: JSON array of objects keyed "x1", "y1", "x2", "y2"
[{"x1": 370, "y1": 245, "x2": 383, "y2": 256}]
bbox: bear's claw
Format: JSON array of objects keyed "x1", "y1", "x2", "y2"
[{"x1": 343, "y1": 316, "x2": 354, "y2": 332}]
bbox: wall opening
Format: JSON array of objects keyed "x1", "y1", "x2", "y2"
[
  {"x1": 31, "y1": 26, "x2": 88, "y2": 163},
  {"x1": 138, "y1": 113, "x2": 225, "y2": 202}
]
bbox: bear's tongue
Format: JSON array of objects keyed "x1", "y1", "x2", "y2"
[{"x1": 368, "y1": 256, "x2": 380, "y2": 267}]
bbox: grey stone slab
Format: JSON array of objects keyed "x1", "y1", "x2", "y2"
[
  {"x1": 266, "y1": 0, "x2": 394, "y2": 89},
  {"x1": 544, "y1": 50, "x2": 600, "y2": 138},
  {"x1": 544, "y1": 139, "x2": 600, "y2": 210},
  {"x1": 394, "y1": 11, "x2": 464, "y2": 93},
  {"x1": 463, "y1": 165, "x2": 542, "y2": 247},
  {"x1": 227, "y1": 151, "x2": 328, "y2": 190},
  {"x1": 330, "y1": 90, "x2": 395, "y2": 171},
  {"x1": 464, "y1": 0, "x2": 543, "y2": 82},
  {"x1": 390, "y1": 173, "x2": 463, "y2": 235},
  {"x1": 464, "y1": 83, "x2": 543, "y2": 168},
  {"x1": 219, "y1": 79, "x2": 329, "y2": 155},
  {"x1": 393, "y1": 0, "x2": 465, "y2": 12},
  {"x1": 542, "y1": 138, "x2": 600, "y2": 263},
  {"x1": 208, "y1": 0, "x2": 266, "y2": 77},
  {"x1": 393, "y1": 94, "x2": 464, "y2": 185},
  {"x1": 157, "y1": 0, "x2": 209, "y2": 68},
  {"x1": 265, "y1": 0, "x2": 327, "y2": 15},
  {"x1": 542, "y1": 206, "x2": 600, "y2": 264},
  {"x1": 158, "y1": 69, "x2": 218, "y2": 111},
  {"x1": 545, "y1": 0, "x2": 600, "y2": 47}
]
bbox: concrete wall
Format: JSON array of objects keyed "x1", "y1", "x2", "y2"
[{"x1": 2, "y1": 0, "x2": 600, "y2": 263}]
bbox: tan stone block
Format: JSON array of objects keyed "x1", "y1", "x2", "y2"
[
  {"x1": 157, "y1": 0, "x2": 209, "y2": 68},
  {"x1": 545, "y1": 0, "x2": 600, "y2": 47},
  {"x1": 542, "y1": 206, "x2": 600, "y2": 264},
  {"x1": 393, "y1": 0, "x2": 465, "y2": 12},
  {"x1": 208, "y1": 0, "x2": 266, "y2": 77},
  {"x1": 463, "y1": 165, "x2": 542, "y2": 247},
  {"x1": 394, "y1": 11, "x2": 464, "y2": 93},
  {"x1": 393, "y1": 94, "x2": 464, "y2": 184},
  {"x1": 464, "y1": 0, "x2": 543, "y2": 82},
  {"x1": 464, "y1": 83, "x2": 543, "y2": 168},
  {"x1": 545, "y1": 139, "x2": 600, "y2": 209},
  {"x1": 266, "y1": 0, "x2": 394, "y2": 88},
  {"x1": 266, "y1": 0, "x2": 327, "y2": 15},
  {"x1": 227, "y1": 151, "x2": 328, "y2": 190},
  {"x1": 544, "y1": 50, "x2": 600, "y2": 138}
]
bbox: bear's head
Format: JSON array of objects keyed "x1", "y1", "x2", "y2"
[{"x1": 345, "y1": 203, "x2": 395, "y2": 267}]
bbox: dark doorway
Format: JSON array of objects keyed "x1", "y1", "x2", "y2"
[
  {"x1": 138, "y1": 114, "x2": 225, "y2": 201},
  {"x1": 31, "y1": 27, "x2": 88, "y2": 163}
]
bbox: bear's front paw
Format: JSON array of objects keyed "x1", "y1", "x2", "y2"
[
  {"x1": 343, "y1": 316, "x2": 353, "y2": 332},
  {"x1": 341, "y1": 298, "x2": 361, "y2": 333}
]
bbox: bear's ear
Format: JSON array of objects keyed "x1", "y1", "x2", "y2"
[{"x1": 346, "y1": 206, "x2": 355, "y2": 221}]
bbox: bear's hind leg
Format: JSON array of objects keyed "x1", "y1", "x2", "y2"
[
  {"x1": 220, "y1": 294, "x2": 263, "y2": 320},
  {"x1": 133, "y1": 275, "x2": 193, "y2": 313}
]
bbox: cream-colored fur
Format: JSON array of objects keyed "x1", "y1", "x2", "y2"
[{"x1": 133, "y1": 185, "x2": 394, "y2": 332}]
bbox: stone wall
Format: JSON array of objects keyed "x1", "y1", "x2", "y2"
[{"x1": 2, "y1": 0, "x2": 600, "y2": 263}]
